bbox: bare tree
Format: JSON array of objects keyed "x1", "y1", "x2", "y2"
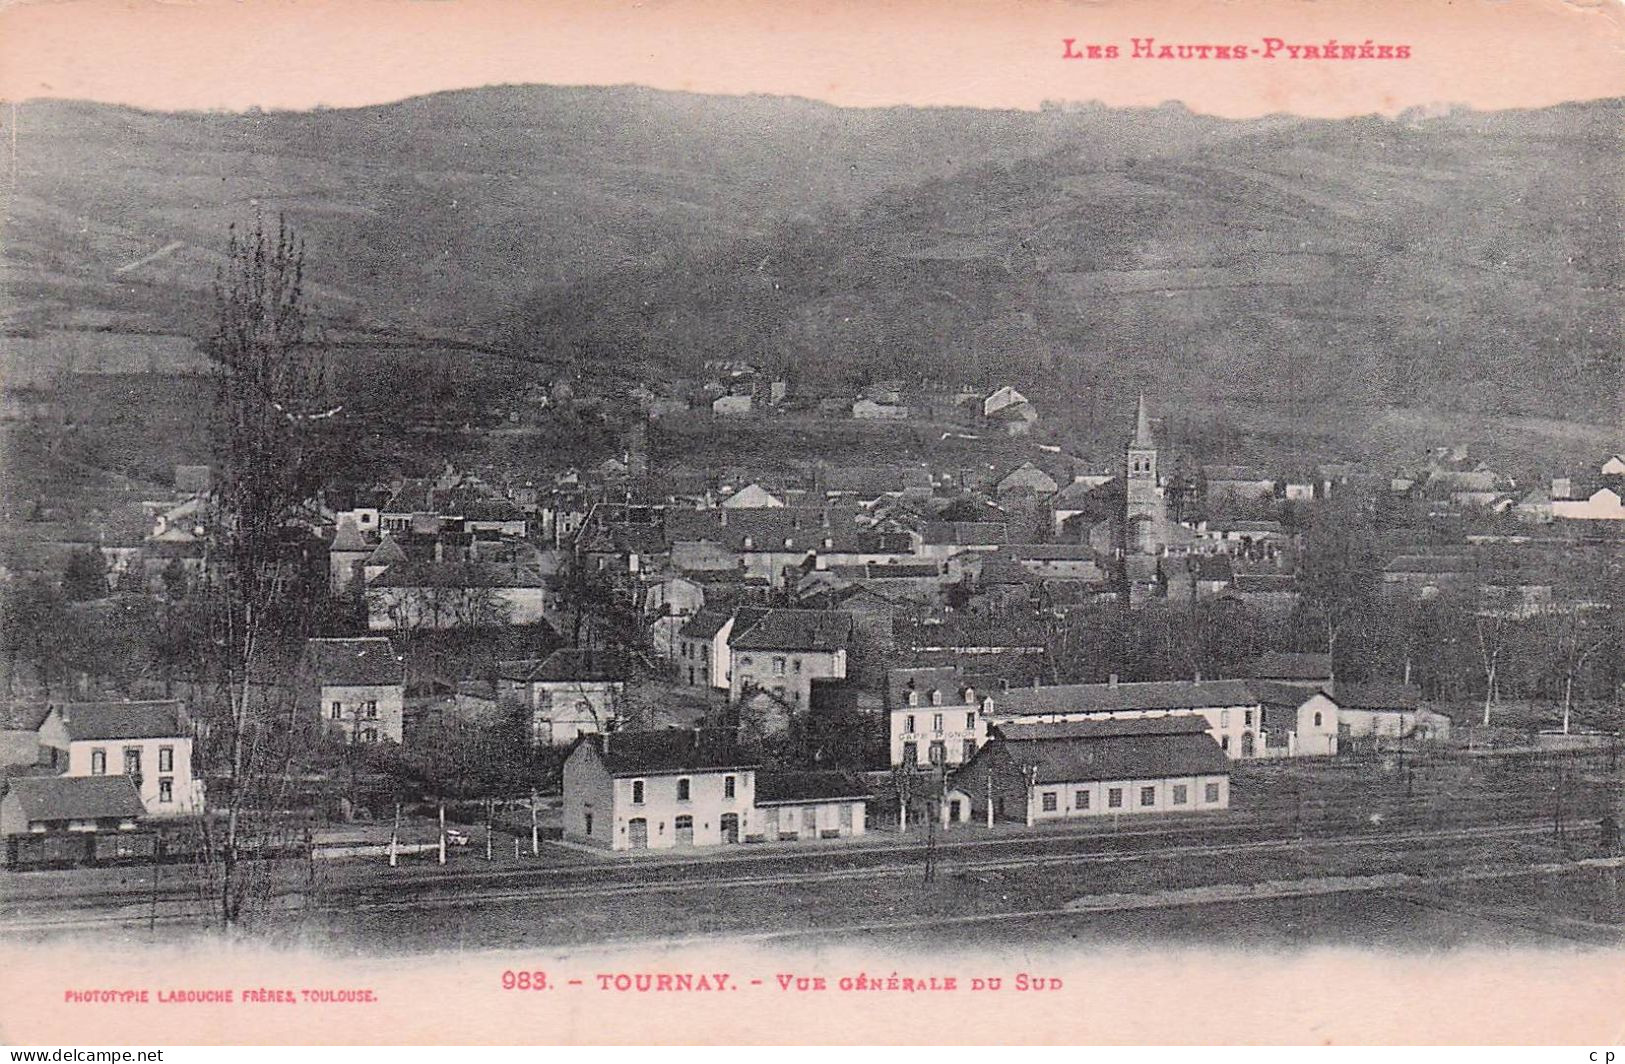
[{"x1": 201, "y1": 212, "x2": 331, "y2": 931}]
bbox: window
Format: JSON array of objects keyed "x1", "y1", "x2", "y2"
[
  {"x1": 1075, "y1": 790, "x2": 1091, "y2": 810},
  {"x1": 903, "y1": 741, "x2": 918, "y2": 766},
  {"x1": 331, "y1": 702, "x2": 343, "y2": 720},
  {"x1": 1140, "y1": 786, "x2": 1156, "y2": 807},
  {"x1": 724, "y1": 776, "x2": 736, "y2": 799},
  {"x1": 928, "y1": 741, "x2": 945, "y2": 765},
  {"x1": 773, "y1": 657, "x2": 786, "y2": 676},
  {"x1": 930, "y1": 690, "x2": 943, "y2": 706},
  {"x1": 361, "y1": 728, "x2": 378, "y2": 744},
  {"x1": 793, "y1": 658, "x2": 802, "y2": 673},
  {"x1": 1313, "y1": 711, "x2": 1323, "y2": 727},
  {"x1": 905, "y1": 714, "x2": 916, "y2": 733},
  {"x1": 632, "y1": 780, "x2": 645, "y2": 805},
  {"x1": 739, "y1": 656, "x2": 753, "y2": 667},
  {"x1": 1220, "y1": 710, "x2": 1231, "y2": 727},
  {"x1": 802, "y1": 807, "x2": 817, "y2": 830},
  {"x1": 1041, "y1": 792, "x2": 1058, "y2": 812},
  {"x1": 1205, "y1": 782, "x2": 1221, "y2": 803},
  {"x1": 158, "y1": 746, "x2": 173, "y2": 773},
  {"x1": 962, "y1": 739, "x2": 977, "y2": 762},
  {"x1": 907, "y1": 692, "x2": 919, "y2": 707},
  {"x1": 158, "y1": 778, "x2": 173, "y2": 803},
  {"x1": 1221, "y1": 736, "x2": 1231, "y2": 751},
  {"x1": 1172, "y1": 784, "x2": 1188, "y2": 805},
  {"x1": 701, "y1": 644, "x2": 709, "y2": 661},
  {"x1": 965, "y1": 712, "x2": 976, "y2": 730},
  {"x1": 365, "y1": 701, "x2": 379, "y2": 720},
  {"x1": 1107, "y1": 788, "x2": 1123, "y2": 808},
  {"x1": 123, "y1": 748, "x2": 142, "y2": 777},
  {"x1": 91, "y1": 749, "x2": 106, "y2": 775},
  {"x1": 1243, "y1": 710, "x2": 1253, "y2": 727},
  {"x1": 676, "y1": 778, "x2": 691, "y2": 802},
  {"x1": 932, "y1": 713, "x2": 943, "y2": 733}
]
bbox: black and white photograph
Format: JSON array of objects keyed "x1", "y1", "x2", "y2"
[{"x1": 0, "y1": 0, "x2": 1622, "y2": 1048}]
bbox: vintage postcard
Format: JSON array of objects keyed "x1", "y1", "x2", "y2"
[{"x1": 0, "y1": 0, "x2": 1623, "y2": 1048}]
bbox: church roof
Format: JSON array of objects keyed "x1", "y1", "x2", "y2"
[{"x1": 1131, "y1": 395, "x2": 1155, "y2": 449}]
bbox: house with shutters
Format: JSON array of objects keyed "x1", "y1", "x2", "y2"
[
  {"x1": 677, "y1": 610, "x2": 734, "y2": 690},
  {"x1": 885, "y1": 666, "x2": 991, "y2": 769},
  {"x1": 946, "y1": 716, "x2": 1231, "y2": 825},
  {"x1": 726, "y1": 608, "x2": 854, "y2": 707},
  {"x1": 39, "y1": 700, "x2": 202, "y2": 815},
  {"x1": 562, "y1": 729, "x2": 758, "y2": 850},
  {"x1": 300, "y1": 637, "x2": 406, "y2": 745},
  {"x1": 561, "y1": 729, "x2": 869, "y2": 851}
]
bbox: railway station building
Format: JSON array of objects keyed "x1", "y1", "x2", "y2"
[{"x1": 946, "y1": 716, "x2": 1231, "y2": 826}]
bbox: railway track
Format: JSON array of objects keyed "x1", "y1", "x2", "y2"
[{"x1": 0, "y1": 816, "x2": 1580, "y2": 933}]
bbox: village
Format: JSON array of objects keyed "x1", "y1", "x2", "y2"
[{"x1": 2, "y1": 345, "x2": 1622, "y2": 912}]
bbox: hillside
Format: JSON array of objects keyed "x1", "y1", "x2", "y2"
[
  {"x1": 508, "y1": 99, "x2": 1625, "y2": 424},
  {"x1": 3, "y1": 87, "x2": 1620, "y2": 428},
  {"x1": 1, "y1": 87, "x2": 1248, "y2": 338}
]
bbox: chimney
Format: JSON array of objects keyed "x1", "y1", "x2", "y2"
[{"x1": 1108, "y1": 673, "x2": 1119, "y2": 688}]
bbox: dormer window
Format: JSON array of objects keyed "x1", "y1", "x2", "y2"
[
  {"x1": 907, "y1": 691, "x2": 920, "y2": 707},
  {"x1": 743, "y1": 536, "x2": 754, "y2": 549},
  {"x1": 929, "y1": 690, "x2": 943, "y2": 706}
]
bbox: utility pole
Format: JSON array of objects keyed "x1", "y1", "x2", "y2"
[
  {"x1": 438, "y1": 802, "x2": 446, "y2": 865},
  {"x1": 530, "y1": 789, "x2": 540, "y2": 856},
  {"x1": 485, "y1": 798, "x2": 494, "y2": 861},
  {"x1": 389, "y1": 801, "x2": 400, "y2": 868}
]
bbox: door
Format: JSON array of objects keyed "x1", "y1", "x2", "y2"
[
  {"x1": 674, "y1": 815, "x2": 694, "y2": 846},
  {"x1": 1240, "y1": 731, "x2": 1255, "y2": 757},
  {"x1": 628, "y1": 817, "x2": 648, "y2": 849},
  {"x1": 719, "y1": 813, "x2": 739, "y2": 844}
]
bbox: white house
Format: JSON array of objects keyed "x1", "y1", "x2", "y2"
[
  {"x1": 499, "y1": 649, "x2": 627, "y2": 746},
  {"x1": 42, "y1": 701, "x2": 203, "y2": 816},
  {"x1": 677, "y1": 610, "x2": 734, "y2": 690},
  {"x1": 561, "y1": 730, "x2": 868, "y2": 850},
  {"x1": 982, "y1": 385, "x2": 1028, "y2": 419},
  {"x1": 886, "y1": 666, "x2": 989, "y2": 769},
  {"x1": 563, "y1": 729, "x2": 758, "y2": 850},
  {"x1": 726, "y1": 608, "x2": 854, "y2": 707},
  {"x1": 301, "y1": 637, "x2": 406, "y2": 745}
]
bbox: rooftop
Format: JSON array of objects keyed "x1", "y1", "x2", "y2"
[
  {"x1": 301, "y1": 638, "x2": 403, "y2": 688},
  {"x1": 5, "y1": 774, "x2": 147, "y2": 823},
  {"x1": 58, "y1": 701, "x2": 186, "y2": 742},
  {"x1": 576, "y1": 728, "x2": 757, "y2": 777},
  {"x1": 729, "y1": 608, "x2": 855, "y2": 652},
  {"x1": 975, "y1": 719, "x2": 1228, "y2": 785},
  {"x1": 754, "y1": 770, "x2": 871, "y2": 805},
  {"x1": 991, "y1": 678, "x2": 1315, "y2": 717}
]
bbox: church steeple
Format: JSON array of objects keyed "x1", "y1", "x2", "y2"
[{"x1": 1132, "y1": 394, "x2": 1154, "y2": 449}]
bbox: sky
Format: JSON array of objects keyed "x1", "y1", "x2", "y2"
[{"x1": 0, "y1": 0, "x2": 1623, "y2": 117}]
